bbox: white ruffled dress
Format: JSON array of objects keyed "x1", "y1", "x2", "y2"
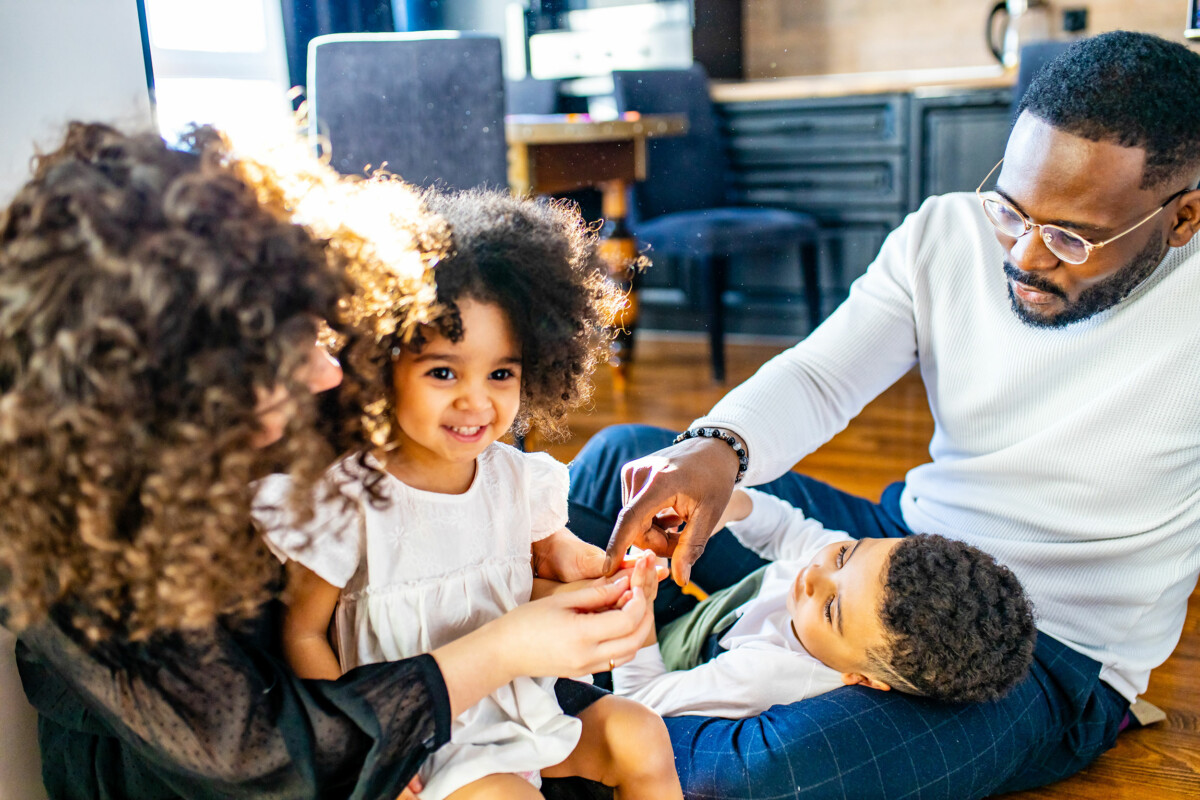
[{"x1": 253, "y1": 443, "x2": 581, "y2": 800}]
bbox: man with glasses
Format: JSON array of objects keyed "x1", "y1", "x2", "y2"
[
  {"x1": 567, "y1": 30, "x2": 1200, "y2": 799},
  {"x1": 975, "y1": 152, "x2": 1198, "y2": 327}
]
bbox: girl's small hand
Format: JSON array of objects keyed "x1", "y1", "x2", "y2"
[
  {"x1": 532, "y1": 554, "x2": 666, "y2": 606},
  {"x1": 531, "y1": 528, "x2": 607, "y2": 582},
  {"x1": 613, "y1": 551, "x2": 668, "y2": 608}
]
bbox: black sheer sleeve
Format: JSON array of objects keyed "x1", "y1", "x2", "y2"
[{"x1": 14, "y1": 607, "x2": 451, "y2": 800}]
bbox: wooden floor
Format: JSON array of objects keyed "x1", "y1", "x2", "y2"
[{"x1": 525, "y1": 332, "x2": 1200, "y2": 800}]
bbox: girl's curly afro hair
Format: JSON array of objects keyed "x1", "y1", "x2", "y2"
[{"x1": 362, "y1": 188, "x2": 622, "y2": 441}]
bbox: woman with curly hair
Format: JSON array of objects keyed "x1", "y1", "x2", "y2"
[
  {"x1": 0, "y1": 123, "x2": 653, "y2": 799},
  {"x1": 256, "y1": 188, "x2": 682, "y2": 800}
]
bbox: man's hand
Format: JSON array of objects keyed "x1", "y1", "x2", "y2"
[
  {"x1": 531, "y1": 527, "x2": 607, "y2": 582},
  {"x1": 604, "y1": 435, "x2": 741, "y2": 586}
]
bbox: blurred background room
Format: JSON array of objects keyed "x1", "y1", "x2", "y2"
[{"x1": 2, "y1": 2, "x2": 1199, "y2": 799}]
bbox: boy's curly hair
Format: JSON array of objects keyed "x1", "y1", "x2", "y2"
[
  {"x1": 0, "y1": 122, "x2": 439, "y2": 641},
  {"x1": 347, "y1": 188, "x2": 621, "y2": 442},
  {"x1": 867, "y1": 534, "x2": 1037, "y2": 704}
]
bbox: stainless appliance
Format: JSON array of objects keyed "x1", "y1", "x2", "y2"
[
  {"x1": 987, "y1": 0, "x2": 1053, "y2": 68},
  {"x1": 527, "y1": 1, "x2": 692, "y2": 80}
]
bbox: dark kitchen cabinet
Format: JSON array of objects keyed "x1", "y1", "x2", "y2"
[
  {"x1": 908, "y1": 87, "x2": 1013, "y2": 210},
  {"x1": 636, "y1": 87, "x2": 1013, "y2": 339}
]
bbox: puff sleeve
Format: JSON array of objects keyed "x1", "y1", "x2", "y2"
[
  {"x1": 252, "y1": 471, "x2": 364, "y2": 590},
  {"x1": 522, "y1": 451, "x2": 570, "y2": 542}
]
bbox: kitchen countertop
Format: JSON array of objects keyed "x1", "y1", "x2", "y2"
[{"x1": 711, "y1": 64, "x2": 1016, "y2": 103}]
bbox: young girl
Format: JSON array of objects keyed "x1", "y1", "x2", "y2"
[{"x1": 255, "y1": 189, "x2": 682, "y2": 800}]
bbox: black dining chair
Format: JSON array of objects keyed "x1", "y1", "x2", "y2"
[
  {"x1": 504, "y1": 77, "x2": 562, "y2": 116},
  {"x1": 308, "y1": 32, "x2": 507, "y2": 191},
  {"x1": 309, "y1": 33, "x2": 533, "y2": 450},
  {"x1": 611, "y1": 65, "x2": 822, "y2": 382}
]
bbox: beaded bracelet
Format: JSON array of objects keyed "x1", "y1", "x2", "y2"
[{"x1": 673, "y1": 427, "x2": 749, "y2": 484}]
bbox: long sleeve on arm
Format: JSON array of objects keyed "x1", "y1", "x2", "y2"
[
  {"x1": 694, "y1": 213, "x2": 923, "y2": 485},
  {"x1": 725, "y1": 489, "x2": 851, "y2": 562},
  {"x1": 612, "y1": 642, "x2": 842, "y2": 718},
  {"x1": 15, "y1": 606, "x2": 451, "y2": 800}
]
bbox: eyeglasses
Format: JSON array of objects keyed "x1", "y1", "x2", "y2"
[{"x1": 975, "y1": 158, "x2": 1190, "y2": 265}]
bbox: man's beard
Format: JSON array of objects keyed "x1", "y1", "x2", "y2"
[{"x1": 1004, "y1": 234, "x2": 1168, "y2": 328}]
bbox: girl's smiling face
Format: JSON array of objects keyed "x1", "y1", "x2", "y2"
[
  {"x1": 386, "y1": 299, "x2": 522, "y2": 494},
  {"x1": 786, "y1": 536, "x2": 901, "y2": 688}
]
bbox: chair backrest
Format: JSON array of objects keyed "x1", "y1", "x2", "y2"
[
  {"x1": 505, "y1": 77, "x2": 562, "y2": 116},
  {"x1": 308, "y1": 32, "x2": 507, "y2": 191},
  {"x1": 611, "y1": 65, "x2": 730, "y2": 222}
]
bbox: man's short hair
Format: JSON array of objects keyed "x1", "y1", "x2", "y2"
[
  {"x1": 868, "y1": 534, "x2": 1037, "y2": 704},
  {"x1": 1018, "y1": 30, "x2": 1200, "y2": 188}
]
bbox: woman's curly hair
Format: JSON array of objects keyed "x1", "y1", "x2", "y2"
[
  {"x1": 343, "y1": 188, "x2": 621, "y2": 443},
  {"x1": 0, "y1": 122, "x2": 439, "y2": 641},
  {"x1": 866, "y1": 534, "x2": 1038, "y2": 704}
]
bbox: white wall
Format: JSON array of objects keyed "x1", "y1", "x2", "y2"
[
  {"x1": 0, "y1": 0, "x2": 154, "y2": 202},
  {"x1": 0, "y1": 629, "x2": 43, "y2": 800},
  {"x1": 0, "y1": 3, "x2": 153, "y2": 797}
]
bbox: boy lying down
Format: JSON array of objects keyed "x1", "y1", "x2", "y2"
[{"x1": 609, "y1": 489, "x2": 1037, "y2": 716}]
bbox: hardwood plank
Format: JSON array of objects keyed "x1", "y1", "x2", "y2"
[{"x1": 530, "y1": 333, "x2": 1200, "y2": 800}]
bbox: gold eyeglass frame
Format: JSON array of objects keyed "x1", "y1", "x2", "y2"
[{"x1": 975, "y1": 158, "x2": 1190, "y2": 265}]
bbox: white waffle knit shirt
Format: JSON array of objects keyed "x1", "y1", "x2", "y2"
[{"x1": 696, "y1": 192, "x2": 1200, "y2": 702}]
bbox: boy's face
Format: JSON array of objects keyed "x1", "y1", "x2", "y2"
[
  {"x1": 389, "y1": 299, "x2": 522, "y2": 493},
  {"x1": 786, "y1": 537, "x2": 902, "y2": 687}
]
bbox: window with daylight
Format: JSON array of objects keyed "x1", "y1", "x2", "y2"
[{"x1": 144, "y1": 0, "x2": 295, "y2": 145}]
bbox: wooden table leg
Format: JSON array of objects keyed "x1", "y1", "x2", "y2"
[{"x1": 599, "y1": 180, "x2": 639, "y2": 395}]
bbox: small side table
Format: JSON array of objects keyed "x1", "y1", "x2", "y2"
[{"x1": 506, "y1": 113, "x2": 688, "y2": 393}]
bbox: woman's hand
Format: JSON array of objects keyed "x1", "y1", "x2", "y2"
[
  {"x1": 604, "y1": 436, "x2": 742, "y2": 586},
  {"x1": 499, "y1": 574, "x2": 654, "y2": 677},
  {"x1": 431, "y1": 575, "x2": 654, "y2": 718}
]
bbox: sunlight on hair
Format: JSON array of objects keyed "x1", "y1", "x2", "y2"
[{"x1": 225, "y1": 130, "x2": 447, "y2": 345}]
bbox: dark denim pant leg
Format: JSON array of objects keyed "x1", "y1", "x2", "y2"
[
  {"x1": 664, "y1": 632, "x2": 1127, "y2": 800},
  {"x1": 567, "y1": 424, "x2": 1129, "y2": 799}
]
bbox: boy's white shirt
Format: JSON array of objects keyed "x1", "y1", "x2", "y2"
[{"x1": 613, "y1": 489, "x2": 850, "y2": 717}]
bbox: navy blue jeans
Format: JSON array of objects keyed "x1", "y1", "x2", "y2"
[{"x1": 567, "y1": 424, "x2": 1129, "y2": 800}]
